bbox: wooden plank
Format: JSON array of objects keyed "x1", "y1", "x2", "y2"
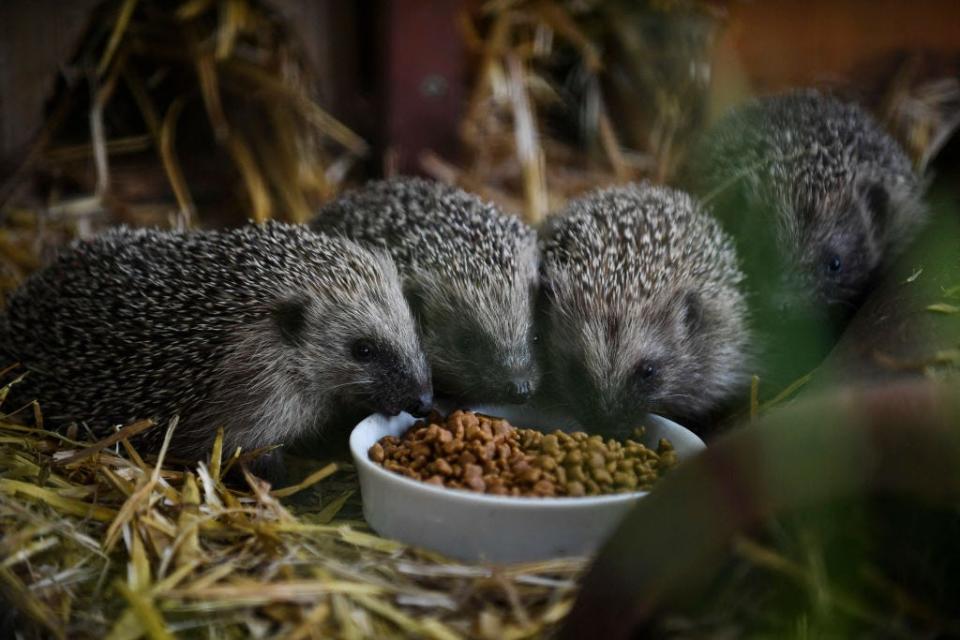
[
  {"x1": 708, "y1": 0, "x2": 960, "y2": 115},
  {"x1": 379, "y1": 0, "x2": 468, "y2": 174},
  {"x1": 0, "y1": 0, "x2": 100, "y2": 161}
]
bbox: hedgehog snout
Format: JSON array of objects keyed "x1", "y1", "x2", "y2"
[
  {"x1": 503, "y1": 377, "x2": 533, "y2": 403},
  {"x1": 576, "y1": 388, "x2": 651, "y2": 438},
  {"x1": 376, "y1": 375, "x2": 433, "y2": 417},
  {"x1": 405, "y1": 391, "x2": 434, "y2": 417},
  {"x1": 498, "y1": 345, "x2": 541, "y2": 404}
]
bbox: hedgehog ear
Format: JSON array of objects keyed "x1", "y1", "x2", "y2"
[
  {"x1": 861, "y1": 181, "x2": 890, "y2": 239},
  {"x1": 678, "y1": 290, "x2": 703, "y2": 334},
  {"x1": 271, "y1": 296, "x2": 309, "y2": 346},
  {"x1": 536, "y1": 278, "x2": 554, "y2": 303},
  {"x1": 403, "y1": 282, "x2": 428, "y2": 323}
]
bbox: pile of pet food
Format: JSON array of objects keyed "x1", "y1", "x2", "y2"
[{"x1": 369, "y1": 410, "x2": 677, "y2": 497}]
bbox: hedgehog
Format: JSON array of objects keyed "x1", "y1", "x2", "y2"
[
  {"x1": 311, "y1": 177, "x2": 540, "y2": 405},
  {"x1": 537, "y1": 183, "x2": 750, "y2": 433},
  {"x1": 683, "y1": 89, "x2": 927, "y2": 312},
  {"x1": 0, "y1": 222, "x2": 432, "y2": 464}
]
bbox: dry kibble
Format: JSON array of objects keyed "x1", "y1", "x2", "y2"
[
  {"x1": 519, "y1": 467, "x2": 542, "y2": 484},
  {"x1": 555, "y1": 466, "x2": 568, "y2": 485},
  {"x1": 588, "y1": 452, "x2": 605, "y2": 469},
  {"x1": 369, "y1": 410, "x2": 675, "y2": 497},
  {"x1": 593, "y1": 469, "x2": 613, "y2": 485},
  {"x1": 568, "y1": 465, "x2": 586, "y2": 483},
  {"x1": 434, "y1": 458, "x2": 453, "y2": 476},
  {"x1": 532, "y1": 480, "x2": 556, "y2": 496},
  {"x1": 542, "y1": 434, "x2": 560, "y2": 455}
]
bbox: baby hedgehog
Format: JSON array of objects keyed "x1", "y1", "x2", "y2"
[
  {"x1": 684, "y1": 89, "x2": 926, "y2": 311},
  {"x1": 311, "y1": 177, "x2": 540, "y2": 405},
  {"x1": 538, "y1": 184, "x2": 750, "y2": 432},
  {"x1": 0, "y1": 222, "x2": 431, "y2": 459}
]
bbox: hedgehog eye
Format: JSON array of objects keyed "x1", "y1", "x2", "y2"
[
  {"x1": 634, "y1": 361, "x2": 658, "y2": 383},
  {"x1": 826, "y1": 255, "x2": 842, "y2": 274},
  {"x1": 351, "y1": 339, "x2": 377, "y2": 362}
]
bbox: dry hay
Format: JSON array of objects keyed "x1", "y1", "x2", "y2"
[
  {"x1": 0, "y1": 0, "x2": 367, "y2": 302},
  {"x1": 0, "y1": 372, "x2": 583, "y2": 639},
  {"x1": 435, "y1": 1, "x2": 960, "y2": 226},
  {"x1": 422, "y1": 0, "x2": 722, "y2": 224}
]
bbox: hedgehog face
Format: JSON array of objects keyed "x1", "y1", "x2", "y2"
[
  {"x1": 311, "y1": 176, "x2": 542, "y2": 406},
  {"x1": 774, "y1": 180, "x2": 889, "y2": 310},
  {"x1": 409, "y1": 272, "x2": 540, "y2": 405},
  {"x1": 541, "y1": 289, "x2": 720, "y2": 435},
  {"x1": 268, "y1": 282, "x2": 432, "y2": 423},
  {"x1": 538, "y1": 184, "x2": 751, "y2": 431},
  {"x1": 693, "y1": 90, "x2": 926, "y2": 313}
]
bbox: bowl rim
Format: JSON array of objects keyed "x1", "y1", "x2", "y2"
[{"x1": 349, "y1": 410, "x2": 703, "y2": 508}]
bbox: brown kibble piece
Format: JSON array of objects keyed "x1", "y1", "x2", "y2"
[
  {"x1": 518, "y1": 467, "x2": 542, "y2": 484},
  {"x1": 491, "y1": 420, "x2": 511, "y2": 437},
  {"x1": 467, "y1": 476, "x2": 486, "y2": 492},
  {"x1": 532, "y1": 480, "x2": 556, "y2": 496},
  {"x1": 464, "y1": 463, "x2": 483, "y2": 480}
]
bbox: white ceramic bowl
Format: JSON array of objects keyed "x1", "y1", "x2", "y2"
[{"x1": 349, "y1": 405, "x2": 705, "y2": 563}]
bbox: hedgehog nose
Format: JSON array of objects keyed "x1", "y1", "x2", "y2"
[
  {"x1": 504, "y1": 379, "x2": 533, "y2": 403},
  {"x1": 406, "y1": 392, "x2": 433, "y2": 417}
]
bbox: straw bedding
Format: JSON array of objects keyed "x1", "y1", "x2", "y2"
[{"x1": 0, "y1": 386, "x2": 584, "y2": 639}]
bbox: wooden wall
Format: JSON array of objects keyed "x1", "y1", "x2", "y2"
[
  {"x1": 708, "y1": 0, "x2": 960, "y2": 117},
  {"x1": 0, "y1": 0, "x2": 100, "y2": 160}
]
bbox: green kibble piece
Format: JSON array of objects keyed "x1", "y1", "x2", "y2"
[
  {"x1": 567, "y1": 481, "x2": 586, "y2": 497},
  {"x1": 660, "y1": 451, "x2": 678, "y2": 469},
  {"x1": 542, "y1": 434, "x2": 560, "y2": 454},
  {"x1": 593, "y1": 469, "x2": 613, "y2": 485},
  {"x1": 538, "y1": 455, "x2": 557, "y2": 471},
  {"x1": 556, "y1": 466, "x2": 568, "y2": 484}
]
